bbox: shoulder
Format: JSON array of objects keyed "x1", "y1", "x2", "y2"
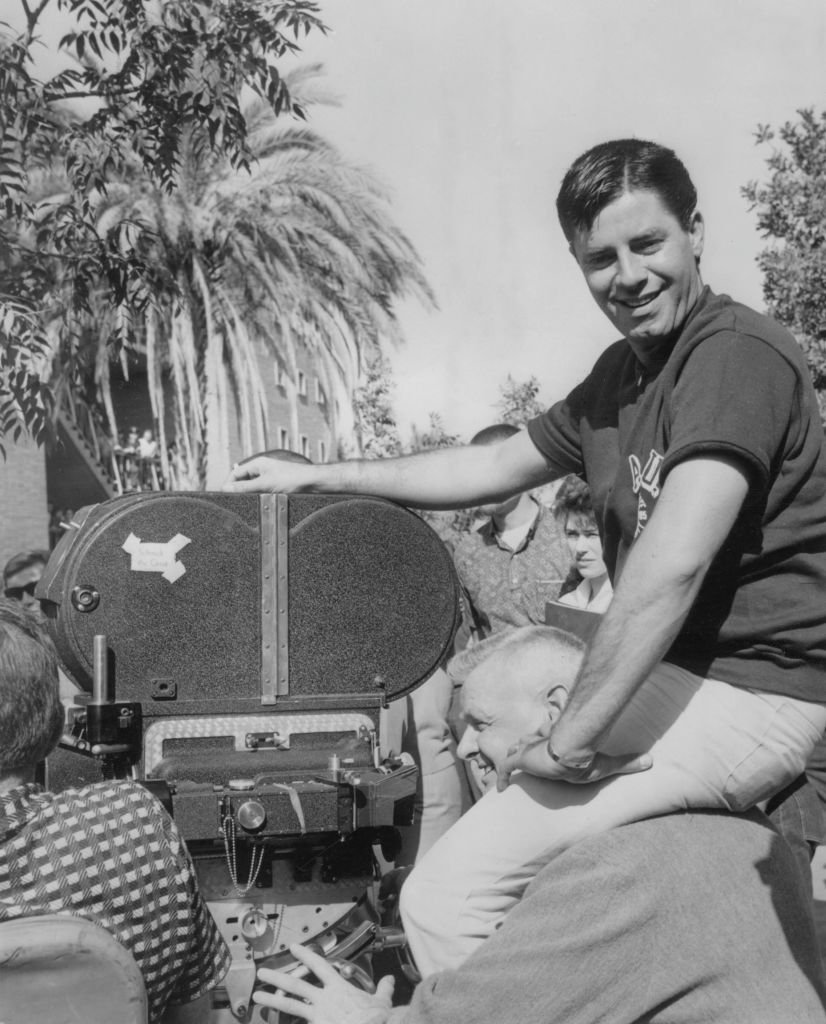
[
  {"x1": 453, "y1": 522, "x2": 489, "y2": 559},
  {"x1": 51, "y1": 780, "x2": 175, "y2": 834},
  {"x1": 681, "y1": 291, "x2": 807, "y2": 374},
  {"x1": 572, "y1": 338, "x2": 635, "y2": 396},
  {"x1": 532, "y1": 503, "x2": 566, "y2": 542}
]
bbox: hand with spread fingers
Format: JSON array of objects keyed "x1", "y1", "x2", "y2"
[
  {"x1": 253, "y1": 943, "x2": 395, "y2": 1024},
  {"x1": 496, "y1": 731, "x2": 652, "y2": 791}
]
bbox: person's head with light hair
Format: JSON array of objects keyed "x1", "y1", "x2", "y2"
[{"x1": 454, "y1": 625, "x2": 584, "y2": 786}]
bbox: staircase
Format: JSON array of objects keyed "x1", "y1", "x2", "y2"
[{"x1": 56, "y1": 412, "x2": 118, "y2": 500}]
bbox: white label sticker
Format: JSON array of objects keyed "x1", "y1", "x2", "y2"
[{"x1": 122, "y1": 532, "x2": 191, "y2": 583}]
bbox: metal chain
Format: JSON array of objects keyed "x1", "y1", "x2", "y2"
[{"x1": 220, "y1": 814, "x2": 265, "y2": 895}]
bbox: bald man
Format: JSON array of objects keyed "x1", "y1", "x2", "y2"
[
  {"x1": 400, "y1": 624, "x2": 822, "y2": 976},
  {"x1": 401, "y1": 625, "x2": 653, "y2": 974},
  {"x1": 252, "y1": 628, "x2": 826, "y2": 1024}
]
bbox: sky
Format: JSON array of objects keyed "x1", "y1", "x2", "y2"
[
  {"x1": 17, "y1": 1, "x2": 826, "y2": 440},
  {"x1": 290, "y1": 0, "x2": 826, "y2": 439}
]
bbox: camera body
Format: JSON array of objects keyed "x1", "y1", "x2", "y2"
[{"x1": 39, "y1": 491, "x2": 460, "y2": 1020}]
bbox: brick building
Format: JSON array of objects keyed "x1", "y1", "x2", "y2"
[
  {"x1": 0, "y1": 342, "x2": 351, "y2": 568},
  {"x1": 0, "y1": 438, "x2": 49, "y2": 568}
]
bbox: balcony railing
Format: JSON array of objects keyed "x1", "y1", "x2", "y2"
[{"x1": 59, "y1": 393, "x2": 175, "y2": 497}]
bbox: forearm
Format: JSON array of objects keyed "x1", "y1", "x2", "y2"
[
  {"x1": 284, "y1": 432, "x2": 552, "y2": 508},
  {"x1": 300, "y1": 446, "x2": 494, "y2": 507},
  {"x1": 551, "y1": 456, "x2": 750, "y2": 762},
  {"x1": 550, "y1": 555, "x2": 703, "y2": 759}
]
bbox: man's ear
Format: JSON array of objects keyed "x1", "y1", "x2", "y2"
[
  {"x1": 689, "y1": 209, "x2": 705, "y2": 263},
  {"x1": 544, "y1": 684, "x2": 568, "y2": 724}
]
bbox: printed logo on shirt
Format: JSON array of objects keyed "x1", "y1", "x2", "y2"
[{"x1": 628, "y1": 448, "x2": 664, "y2": 537}]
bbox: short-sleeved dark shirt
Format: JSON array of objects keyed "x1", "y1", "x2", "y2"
[
  {"x1": 527, "y1": 287, "x2": 826, "y2": 701},
  {"x1": 0, "y1": 779, "x2": 231, "y2": 1023}
]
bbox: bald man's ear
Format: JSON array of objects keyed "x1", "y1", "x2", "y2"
[{"x1": 544, "y1": 685, "x2": 569, "y2": 725}]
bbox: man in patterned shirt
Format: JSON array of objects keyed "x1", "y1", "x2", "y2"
[
  {"x1": 452, "y1": 424, "x2": 570, "y2": 642},
  {"x1": 0, "y1": 600, "x2": 231, "y2": 1023}
]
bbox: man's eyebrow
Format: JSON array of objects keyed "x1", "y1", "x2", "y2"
[
  {"x1": 583, "y1": 230, "x2": 663, "y2": 258},
  {"x1": 582, "y1": 245, "x2": 614, "y2": 261},
  {"x1": 630, "y1": 230, "x2": 663, "y2": 244}
]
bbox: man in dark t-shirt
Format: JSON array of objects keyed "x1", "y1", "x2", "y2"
[{"x1": 226, "y1": 139, "x2": 826, "y2": 972}]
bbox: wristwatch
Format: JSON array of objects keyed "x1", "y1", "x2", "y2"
[{"x1": 547, "y1": 739, "x2": 595, "y2": 772}]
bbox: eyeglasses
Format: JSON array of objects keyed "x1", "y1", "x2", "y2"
[{"x1": 3, "y1": 581, "x2": 39, "y2": 601}]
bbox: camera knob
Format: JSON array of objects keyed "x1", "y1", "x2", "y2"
[
  {"x1": 237, "y1": 799, "x2": 266, "y2": 833},
  {"x1": 241, "y1": 908, "x2": 273, "y2": 951}
]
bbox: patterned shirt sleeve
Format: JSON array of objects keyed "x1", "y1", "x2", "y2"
[{"x1": 163, "y1": 812, "x2": 232, "y2": 1006}]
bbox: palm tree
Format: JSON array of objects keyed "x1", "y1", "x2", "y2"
[{"x1": 66, "y1": 66, "x2": 435, "y2": 488}]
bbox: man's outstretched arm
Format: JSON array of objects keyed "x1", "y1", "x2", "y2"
[{"x1": 224, "y1": 429, "x2": 554, "y2": 509}]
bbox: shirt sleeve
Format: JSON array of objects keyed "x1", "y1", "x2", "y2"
[
  {"x1": 526, "y1": 394, "x2": 585, "y2": 478},
  {"x1": 662, "y1": 333, "x2": 800, "y2": 493},
  {"x1": 387, "y1": 833, "x2": 654, "y2": 1024},
  {"x1": 527, "y1": 339, "x2": 631, "y2": 476},
  {"x1": 166, "y1": 818, "x2": 232, "y2": 1006}
]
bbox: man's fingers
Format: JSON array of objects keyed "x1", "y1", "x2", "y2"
[
  {"x1": 257, "y1": 965, "x2": 318, "y2": 1001},
  {"x1": 574, "y1": 751, "x2": 653, "y2": 784},
  {"x1": 222, "y1": 465, "x2": 257, "y2": 491},
  {"x1": 252, "y1": 987, "x2": 314, "y2": 1020},
  {"x1": 496, "y1": 768, "x2": 512, "y2": 792},
  {"x1": 288, "y1": 942, "x2": 347, "y2": 984}
]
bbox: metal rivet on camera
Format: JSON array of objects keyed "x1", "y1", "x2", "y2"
[{"x1": 71, "y1": 585, "x2": 100, "y2": 612}]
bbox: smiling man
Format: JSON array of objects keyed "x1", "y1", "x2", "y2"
[
  {"x1": 227, "y1": 138, "x2": 826, "y2": 973},
  {"x1": 455, "y1": 627, "x2": 583, "y2": 788}
]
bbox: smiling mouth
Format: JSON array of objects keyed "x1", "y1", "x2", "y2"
[
  {"x1": 472, "y1": 756, "x2": 495, "y2": 779},
  {"x1": 618, "y1": 291, "x2": 661, "y2": 310}
]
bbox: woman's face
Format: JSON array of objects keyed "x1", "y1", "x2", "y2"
[
  {"x1": 569, "y1": 188, "x2": 704, "y2": 360},
  {"x1": 564, "y1": 512, "x2": 607, "y2": 580}
]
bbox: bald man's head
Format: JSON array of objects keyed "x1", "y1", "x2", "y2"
[{"x1": 457, "y1": 626, "x2": 584, "y2": 785}]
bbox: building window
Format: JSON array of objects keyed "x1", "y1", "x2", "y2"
[
  {"x1": 315, "y1": 379, "x2": 326, "y2": 405},
  {"x1": 279, "y1": 428, "x2": 289, "y2": 449},
  {"x1": 276, "y1": 365, "x2": 286, "y2": 389},
  {"x1": 300, "y1": 435, "x2": 309, "y2": 458},
  {"x1": 318, "y1": 440, "x2": 327, "y2": 462},
  {"x1": 297, "y1": 371, "x2": 307, "y2": 397}
]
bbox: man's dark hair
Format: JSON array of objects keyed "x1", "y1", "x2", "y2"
[
  {"x1": 470, "y1": 423, "x2": 521, "y2": 447},
  {"x1": 2, "y1": 549, "x2": 49, "y2": 586},
  {"x1": 0, "y1": 599, "x2": 63, "y2": 774},
  {"x1": 552, "y1": 475, "x2": 594, "y2": 521},
  {"x1": 556, "y1": 139, "x2": 698, "y2": 242}
]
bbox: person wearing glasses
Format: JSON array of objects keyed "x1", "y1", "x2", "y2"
[
  {"x1": 2, "y1": 550, "x2": 50, "y2": 619},
  {"x1": 2, "y1": 549, "x2": 81, "y2": 705}
]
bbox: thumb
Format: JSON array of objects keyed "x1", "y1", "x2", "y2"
[
  {"x1": 376, "y1": 975, "x2": 396, "y2": 1002},
  {"x1": 573, "y1": 750, "x2": 653, "y2": 784},
  {"x1": 608, "y1": 751, "x2": 653, "y2": 775}
]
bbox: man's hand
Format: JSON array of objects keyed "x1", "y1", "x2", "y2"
[
  {"x1": 253, "y1": 943, "x2": 395, "y2": 1024},
  {"x1": 496, "y1": 731, "x2": 652, "y2": 791},
  {"x1": 223, "y1": 456, "x2": 315, "y2": 493}
]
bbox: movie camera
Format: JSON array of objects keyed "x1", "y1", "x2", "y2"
[{"x1": 38, "y1": 491, "x2": 460, "y2": 1022}]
